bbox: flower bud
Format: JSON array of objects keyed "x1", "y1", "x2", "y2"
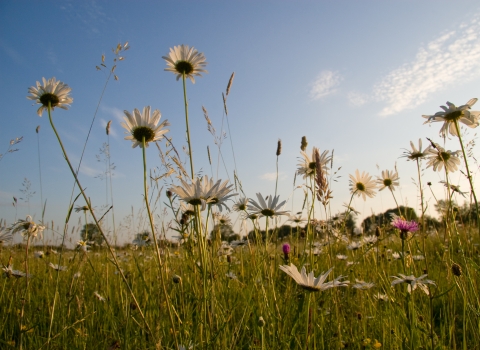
[{"x1": 258, "y1": 316, "x2": 265, "y2": 327}]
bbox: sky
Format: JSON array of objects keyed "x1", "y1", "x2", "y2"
[{"x1": 1, "y1": 0, "x2": 480, "y2": 246}]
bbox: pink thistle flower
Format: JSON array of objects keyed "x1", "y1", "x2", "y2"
[{"x1": 391, "y1": 217, "x2": 419, "y2": 240}]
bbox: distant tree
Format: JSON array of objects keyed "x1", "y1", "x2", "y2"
[
  {"x1": 210, "y1": 224, "x2": 239, "y2": 242},
  {"x1": 80, "y1": 223, "x2": 104, "y2": 246}
]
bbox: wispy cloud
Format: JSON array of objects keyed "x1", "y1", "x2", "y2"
[
  {"x1": 309, "y1": 70, "x2": 343, "y2": 100},
  {"x1": 0, "y1": 39, "x2": 28, "y2": 67},
  {"x1": 260, "y1": 172, "x2": 287, "y2": 181},
  {"x1": 348, "y1": 92, "x2": 369, "y2": 107},
  {"x1": 374, "y1": 14, "x2": 480, "y2": 116}
]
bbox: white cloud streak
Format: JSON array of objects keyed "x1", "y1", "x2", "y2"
[
  {"x1": 309, "y1": 70, "x2": 343, "y2": 100},
  {"x1": 374, "y1": 14, "x2": 480, "y2": 116}
]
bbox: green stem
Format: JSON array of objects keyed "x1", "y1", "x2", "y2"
[
  {"x1": 46, "y1": 103, "x2": 156, "y2": 343},
  {"x1": 142, "y1": 137, "x2": 179, "y2": 349},
  {"x1": 182, "y1": 73, "x2": 195, "y2": 179},
  {"x1": 454, "y1": 121, "x2": 480, "y2": 237}
]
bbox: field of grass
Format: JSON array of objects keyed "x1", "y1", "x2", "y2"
[{"x1": 2, "y1": 43, "x2": 480, "y2": 349}]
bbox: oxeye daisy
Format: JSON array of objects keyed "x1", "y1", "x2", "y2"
[
  {"x1": 232, "y1": 197, "x2": 249, "y2": 212},
  {"x1": 425, "y1": 143, "x2": 461, "y2": 173},
  {"x1": 391, "y1": 273, "x2": 435, "y2": 294},
  {"x1": 401, "y1": 139, "x2": 431, "y2": 161},
  {"x1": 279, "y1": 264, "x2": 349, "y2": 292},
  {"x1": 48, "y1": 262, "x2": 67, "y2": 271},
  {"x1": 376, "y1": 169, "x2": 399, "y2": 191},
  {"x1": 247, "y1": 193, "x2": 289, "y2": 218},
  {"x1": 422, "y1": 98, "x2": 479, "y2": 138},
  {"x1": 163, "y1": 45, "x2": 208, "y2": 83},
  {"x1": 349, "y1": 170, "x2": 377, "y2": 201},
  {"x1": 27, "y1": 77, "x2": 73, "y2": 116},
  {"x1": 9, "y1": 215, "x2": 45, "y2": 241},
  {"x1": 121, "y1": 106, "x2": 169, "y2": 148}
]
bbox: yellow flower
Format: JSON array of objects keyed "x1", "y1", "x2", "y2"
[{"x1": 373, "y1": 339, "x2": 382, "y2": 348}]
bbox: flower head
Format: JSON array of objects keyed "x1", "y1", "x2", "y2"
[
  {"x1": 48, "y1": 262, "x2": 67, "y2": 271},
  {"x1": 247, "y1": 193, "x2": 289, "y2": 218},
  {"x1": 163, "y1": 45, "x2": 208, "y2": 83},
  {"x1": 352, "y1": 279, "x2": 375, "y2": 290},
  {"x1": 391, "y1": 273, "x2": 435, "y2": 294},
  {"x1": 232, "y1": 197, "x2": 249, "y2": 212},
  {"x1": 279, "y1": 264, "x2": 349, "y2": 292},
  {"x1": 27, "y1": 77, "x2": 73, "y2": 116},
  {"x1": 2, "y1": 264, "x2": 29, "y2": 279},
  {"x1": 401, "y1": 139, "x2": 431, "y2": 161},
  {"x1": 288, "y1": 213, "x2": 307, "y2": 226},
  {"x1": 76, "y1": 240, "x2": 90, "y2": 252},
  {"x1": 423, "y1": 98, "x2": 480, "y2": 137},
  {"x1": 0, "y1": 225, "x2": 12, "y2": 245},
  {"x1": 9, "y1": 215, "x2": 45, "y2": 240},
  {"x1": 170, "y1": 176, "x2": 236, "y2": 211},
  {"x1": 376, "y1": 169, "x2": 399, "y2": 191},
  {"x1": 425, "y1": 143, "x2": 461, "y2": 173},
  {"x1": 121, "y1": 106, "x2": 169, "y2": 148},
  {"x1": 391, "y1": 216, "x2": 419, "y2": 240},
  {"x1": 282, "y1": 243, "x2": 291, "y2": 255},
  {"x1": 349, "y1": 170, "x2": 377, "y2": 201},
  {"x1": 297, "y1": 147, "x2": 331, "y2": 179}
]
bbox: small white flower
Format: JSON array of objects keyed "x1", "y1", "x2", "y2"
[
  {"x1": 352, "y1": 279, "x2": 375, "y2": 290},
  {"x1": 279, "y1": 264, "x2": 349, "y2": 292},
  {"x1": 391, "y1": 274, "x2": 436, "y2": 294},
  {"x1": 48, "y1": 262, "x2": 67, "y2": 271}
]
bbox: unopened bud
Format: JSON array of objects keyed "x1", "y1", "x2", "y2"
[
  {"x1": 276, "y1": 139, "x2": 282, "y2": 156},
  {"x1": 301, "y1": 136, "x2": 308, "y2": 151},
  {"x1": 258, "y1": 316, "x2": 265, "y2": 327},
  {"x1": 173, "y1": 274, "x2": 182, "y2": 284},
  {"x1": 451, "y1": 263, "x2": 462, "y2": 277}
]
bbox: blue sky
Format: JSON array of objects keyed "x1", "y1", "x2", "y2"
[{"x1": 2, "y1": 1, "x2": 480, "y2": 245}]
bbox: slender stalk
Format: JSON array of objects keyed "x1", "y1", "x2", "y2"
[
  {"x1": 182, "y1": 73, "x2": 195, "y2": 179},
  {"x1": 141, "y1": 137, "x2": 179, "y2": 349},
  {"x1": 46, "y1": 103, "x2": 156, "y2": 344},
  {"x1": 454, "y1": 121, "x2": 480, "y2": 237}
]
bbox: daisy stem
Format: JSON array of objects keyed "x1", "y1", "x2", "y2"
[
  {"x1": 182, "y1": 73, "x2": 195, "y2": 179},
  {"x1": 142, "y1": 137, "x2": 179, "y2": 349},
  {"x1": 46, "y1": 103, "x2": 157, "y2": 344},
  {"x1": 304, "y1": 293, "x2": 311, "y2": 350},
  {"x1": 454, "y1": 121, "x2": 480, "y2": 238},
  {"x1": 415, "y1": 159, "x2": 426, "y2": 232}
]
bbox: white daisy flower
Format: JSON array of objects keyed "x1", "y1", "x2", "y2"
[
  {"x1": 27, "y1": 77, "x2": 73, "y2": 116},
  {"x1": 121, "y1": 106, "x2": 169, "y2": 148},
  {"x1": 279, "y1": 264, "x2": 349, "y2": 292},
  {"x1": 163, "y1": 45, "x2": 208, "y2": 83}
]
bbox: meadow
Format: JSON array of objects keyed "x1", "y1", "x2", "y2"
[{"x1": 1, "y1": 43, "x2": 480, "y2": 350}]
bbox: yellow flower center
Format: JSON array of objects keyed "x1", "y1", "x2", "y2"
[
  {"x1": 383, "y1": 179, "x2": 392, "y2": 187},
  {"x1": 356, "y1": 182, "x2": 366, "y2": 191},
  {"x1": 444, "y1": 110, "x2": 463, "y2": 122},
  {"x1": 40, "y1": 93, "x2": 60, "y2": 108},
  {"x1": 175, "y1": 61, "x2": 194, "y2": 75},
  {"x1": 132, "y1": 126, "x2": 155, "y2": 143}
]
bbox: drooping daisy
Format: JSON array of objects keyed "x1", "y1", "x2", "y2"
[
  {"x1": 401, "y1": 139, "x2": 431, "y2": 161},
  {"x1": 349, "y1": 170, "x2": 377, "y2": 201},
  {"x1": 121, "y1": 106, "x2": 169, "y2": 148},
  {"x1": 376, "y1": 170, "x2": 399, "y2": 191},
  {"x1": 170, "y1": 177, "x2": 208, "y2": 210},
  {"x1": 27, "y1": 77, "x2": 73, "y2": 116},
  {"x1": 163, "y1": 45, "x2": 208, "y2": 83},
  {"x1": 352, "y1": 279, "x2": 375, "y2": 290},
  {"x1": 425, "y1": 143, "x2": 461, "y2": 173},
  {"x1": 248, "y1": 193, "x2": 289, "y2": 218},
  {"x1": 2, "y1": 264, "x2": 29, "y2": 279},
  {"x1": 48, "y1": 262, "x2": 67, "y2": 271},
  {"x1": 9, "y1": 215, "x2": 45, "y2": 241},
  {"x1": 297, "y1": 147, "x2": 331, "y2": 179},
  {"x1": 422, "y1": 98, "x2": 480, "y2": 137},
  {"x1": 439, "y1": 181, "x2": 467, "y2": 197},
  {"x1": 391, "y1": 273, "x2": 435, "y2": 294},
  {"x1": 280, "y1": 264, "x2": 349, "y2": 292}
]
